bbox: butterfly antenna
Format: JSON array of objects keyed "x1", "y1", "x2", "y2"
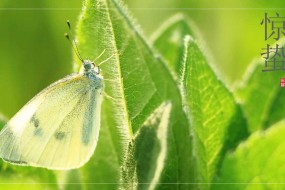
[
  {"x1": 65, "y1": 20, "x2": 84, "y2": 63},
  {"x1": 98, "y1": 53, "x2": 115, "y2": 66},
  {"x1": 92, "y1": 49, "x2": 106, "y2": 63}
]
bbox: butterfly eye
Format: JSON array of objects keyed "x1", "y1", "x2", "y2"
[{"x1": 84, "y1": 62, "x2": 92, "y2": 70}]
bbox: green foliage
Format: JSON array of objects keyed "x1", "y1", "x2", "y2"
[
  {"x1": 75, "y1": 0, "x2": 192, "y2": 189},
  {"x1": 151, "y1": 14, "x2": 196, "y2": 75},
  {"x1": 0, "y1": 0, "x2": 285, "y2": 190},
  {"x1": 180, "y1": 36, "x2": 248, "y2": 189},
  {"x1": 212, "y1": 120, "x2": 285, "y2": 190},
  {"x1": 121, "y1": 103, "x2": 171, "y2": 190},
  {"x1": 152, "y1": 18, "x2": 248, "y2": 189},
  {"x1": 234, "y1": 40, "x2": 285, "y2": 132}
]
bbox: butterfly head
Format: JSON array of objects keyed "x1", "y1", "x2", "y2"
[
  {"x1": 83, "y1": 60, "x2": 101, "y2": 75},
  {"x1": 64, "y1": 21, "x2": 103, "y2": 87},
  {"x1": 81, "y1": 60, "x2": 103, "y2": 89},
  {"x1": 83, "y1": 60, "x2": 95, "y2": 71}
]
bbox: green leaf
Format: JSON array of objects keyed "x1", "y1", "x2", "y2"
[
  {"x1": 151, "y1": 14, "x2": 197, "y2": 75},
  {"x1": 264, "y1": 89, "x2": 285, "y2": 127},
  {"x1": 75, "y1": 0, "x2": 193, "y2": 189},
  {"x1": 121, "y1": 102, "x2": 171, "y2": 190},
  {"x1": 153, "y1": 16, "x2": 248, "y2": 189},
  {"x1": 180, "y1": 36, "x2": 248, "y2": 189},
  {"x1": 212, "y1": 120, "x2": 285, "y2": 190},
  {"x1": 234, "y1": 39, "x2": 285, "y2": 132}
]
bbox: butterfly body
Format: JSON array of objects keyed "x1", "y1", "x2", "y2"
[{"x1": 0, "y1": 61, "x2": 104, "y2": 170}]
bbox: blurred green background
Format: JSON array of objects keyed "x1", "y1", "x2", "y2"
[{"x1": 1, "y1": 0, "x2": 285, "y2": 117}]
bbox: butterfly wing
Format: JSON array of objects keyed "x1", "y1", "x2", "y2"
[{"x1": 0, "y1": 74, "x2": 103, "y2": 169}]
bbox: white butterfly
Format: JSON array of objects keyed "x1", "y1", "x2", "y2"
[{"x1": 0, "y1": 22, "x2": 108, "y2": 170}]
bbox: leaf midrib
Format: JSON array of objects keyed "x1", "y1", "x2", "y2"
[{"x1": 104, "y1": 0, "x2": 134, "y2": 139}]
